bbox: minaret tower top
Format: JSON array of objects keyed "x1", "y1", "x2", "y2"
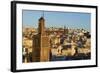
[{"x1": 38, "y1": 11, "x2": 45, "y2": 35}]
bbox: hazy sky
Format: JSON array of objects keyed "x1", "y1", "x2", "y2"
[{"x1": 22, "y1": 10, "x2": 91, "y2": 32}]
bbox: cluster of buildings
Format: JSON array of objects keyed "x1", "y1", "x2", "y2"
[
  {"x1": 48, "y1": 27, "x2": 91, "y2": 56},
  {"x1": 22, "y1": 16, "x2": 91, "y2": 63}
]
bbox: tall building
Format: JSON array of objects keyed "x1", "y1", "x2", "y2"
[
  {"x1": 32, "y1": 16, "x2": 50, "y2": 62},
  {"x1": 64, "y1": 26, "x2": 68, "y2": 34}
]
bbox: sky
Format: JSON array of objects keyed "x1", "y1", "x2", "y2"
[{"x1": 22, "y1": 10, "x2": 91, "y2": 32}]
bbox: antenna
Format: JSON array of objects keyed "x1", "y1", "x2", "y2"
[{"x1": 42, "y1": 11, "x2": 44, "y2": 18}]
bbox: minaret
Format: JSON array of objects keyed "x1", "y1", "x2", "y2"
[
  {"x1": 38, "y1": 17, "x2": 45, "y2": 35},
  {"x1": 32, "y1": 11, "x2": 50, "y2": 62},
  {"x1": 64, "y1": 25, "x2": 66, "y2": 34},
  {"x1": 39, "y1": 11, "x2": 50, "y2": 62},
  {"x1": 64, "y1": 25, "x2": 68, "y2": 34}
]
